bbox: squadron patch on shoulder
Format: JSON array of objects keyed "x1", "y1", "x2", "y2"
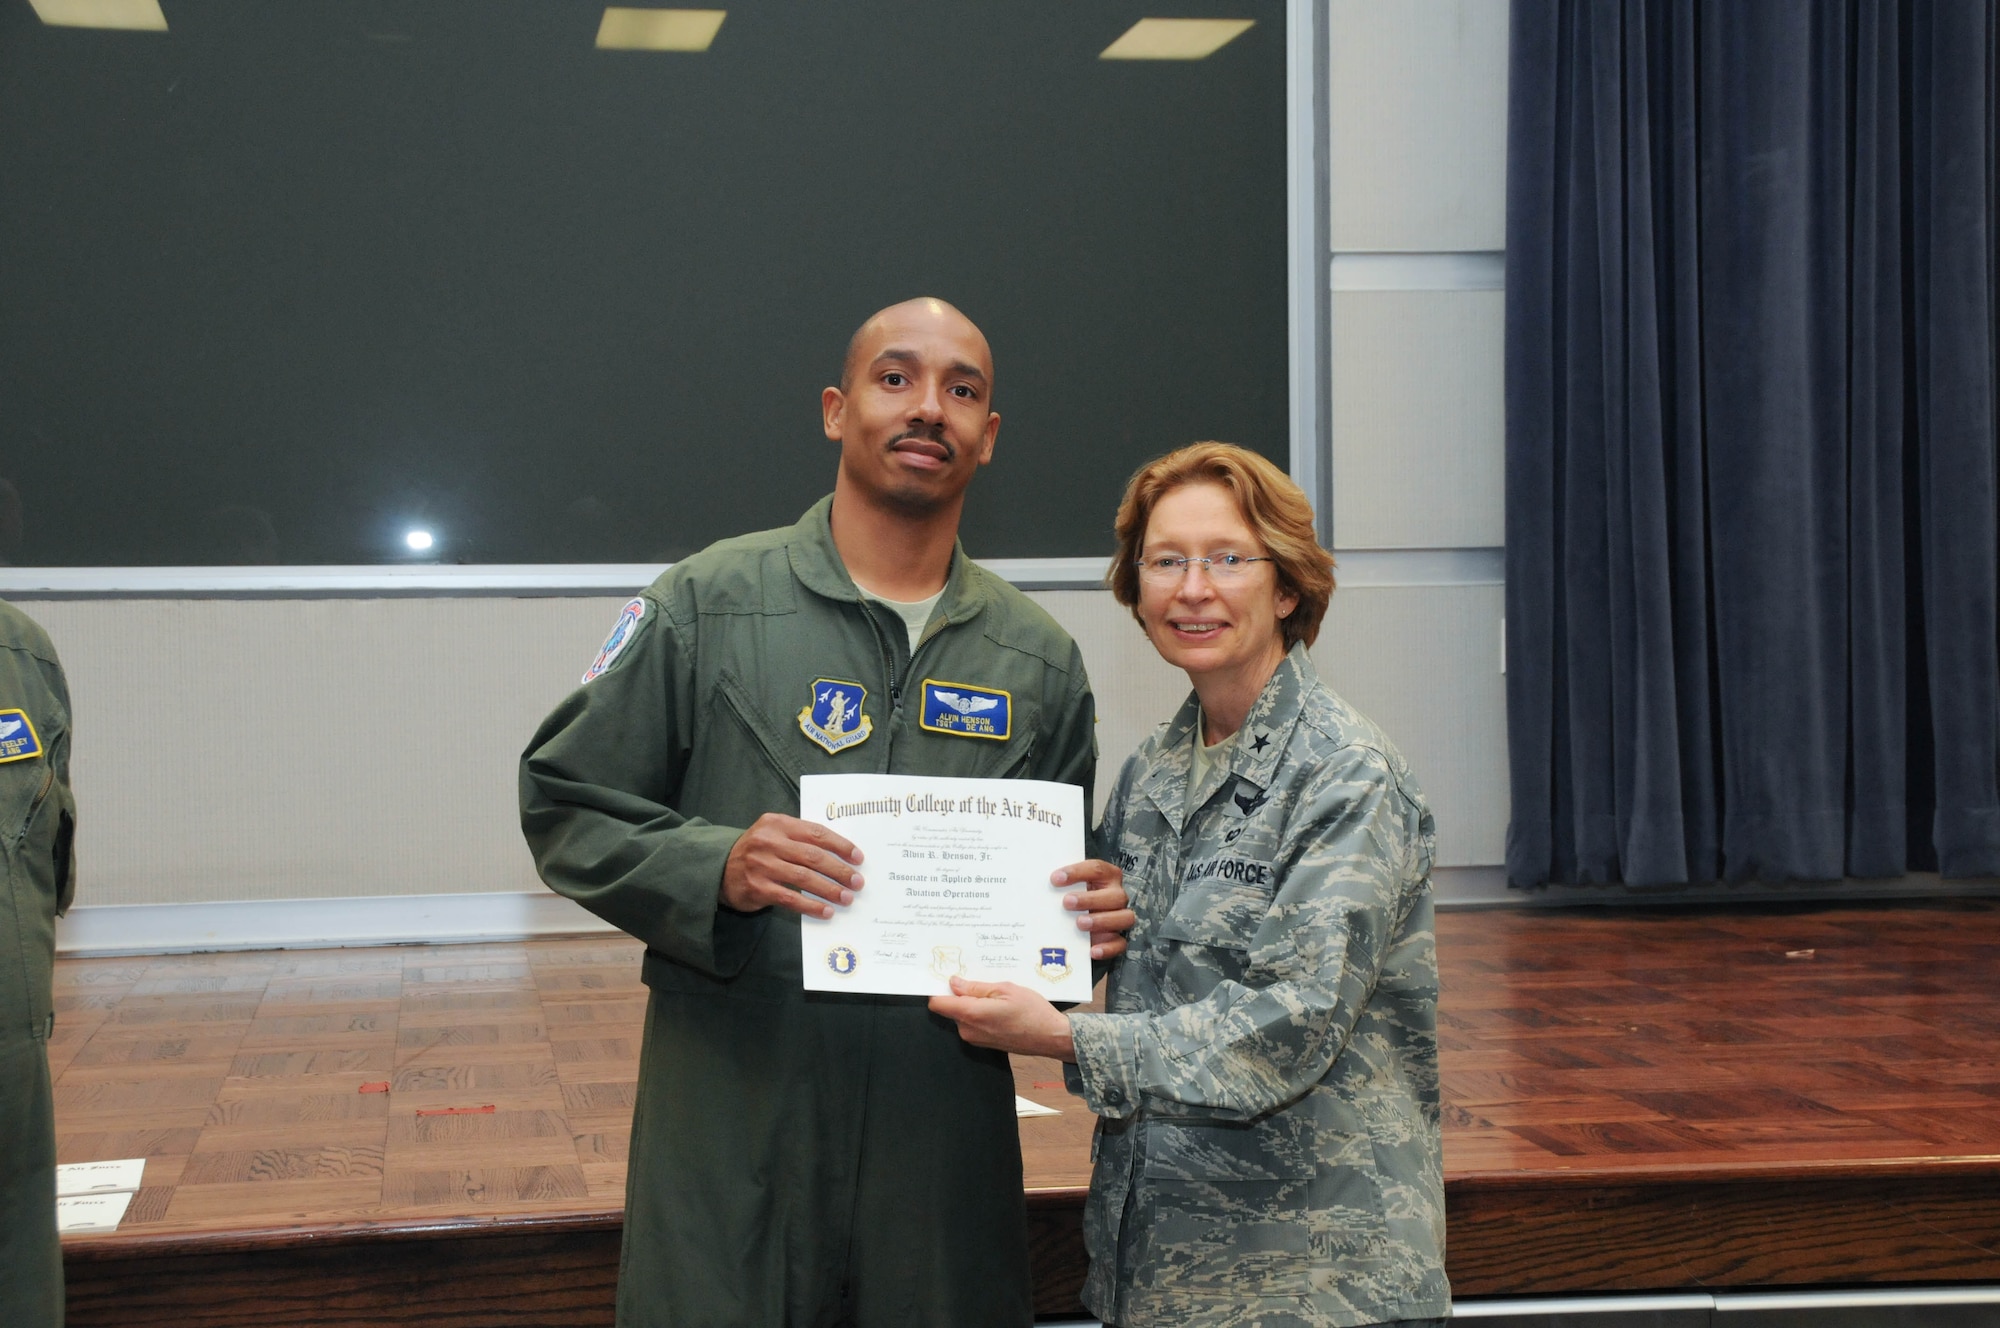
[
  {"x1": 919, "y1": 679, "x2": 1011, "y2": 741},
  {"x1": 798, "y1": 678, "x2": 873, "y2": 754},
  {"x1": 0, "y1": 709, "x2": 41, "y2": 763},
  {"x1": 582, "y1": 598, "x2": 646, "y2": 684}
]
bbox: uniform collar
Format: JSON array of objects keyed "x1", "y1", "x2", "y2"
[
  {"x1": 1228, "y1": 642, "x2": 1317, "y2": 790},
  {"x1": 785, "y1": 494, "x2": 989, "y2": 634},
  {"x1": 1137, "y1": 642, "x2": 1318, "y2": 828}
]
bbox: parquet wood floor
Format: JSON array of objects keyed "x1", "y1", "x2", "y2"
[
  {"x1": 51, "y1": 897, "x2": 2000, "y2": 1312},
  {"x1": 51, "y1": 935, "x2": 1094, "y2": 1246},
  {"x1": 1439, "y1": 898, "x2": 2000, "y2": 1184}
]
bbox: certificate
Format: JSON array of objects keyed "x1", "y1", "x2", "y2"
[{"x1": 799, "y1": 773, "x2": 1091, "y2": 1001}]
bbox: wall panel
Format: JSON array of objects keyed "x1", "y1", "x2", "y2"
[
  {"x1": 28, "y1": 586, "x2": 1508, "y2": 908},
  {"x1": 1314, "y1": 583, "x2": 1508, "y2": 867},
  {"x1": 1331, "y1": 288, "x2": 1505, "y2": 548},
  {"x1": 35, "y1": 597, "x2": 625, "y2": 906},
  {"x1": 1327, "y1": 0, "x2": 1510, "y2": 252}
]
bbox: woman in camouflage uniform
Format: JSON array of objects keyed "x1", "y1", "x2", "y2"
[{"x1": 931, "y1": 443, "x2": 1448, "y2": 1327}]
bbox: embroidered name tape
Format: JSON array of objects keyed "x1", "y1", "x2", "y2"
[
  {"x1": 919, "y1": 679, "x2": 1011, "y2": 741},
  {"x1": 582, "y1": 598, "x2": 646, "y2": 684},
  {"x1": 0, "y1": 709, "x2": 42, "y2": 763}
]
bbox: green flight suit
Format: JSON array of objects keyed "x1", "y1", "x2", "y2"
[
  {"x1": 0, "y1": 602, "x2": 77, "y2": 1328},
  {"x1": 521, "y1": 497, "x2": 1096, "y2": 1328}
]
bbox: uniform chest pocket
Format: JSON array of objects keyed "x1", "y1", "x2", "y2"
[{"x1": 1154, "y1": 880, "x2": 1274, "y2": 951}]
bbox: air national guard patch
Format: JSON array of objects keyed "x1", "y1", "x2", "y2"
[
  {"x1": 919, "y1": 679, "x2": 1011, "y2": 741},
  {"x1": 798, "y1": 678, "x2": 873, "y2": 754},
  {"x1": 582, "y1": 598, "x2": 646, "y2": 684},
  {"x1": 0, "y1": 709, "x2": 41, "y2": 763}
]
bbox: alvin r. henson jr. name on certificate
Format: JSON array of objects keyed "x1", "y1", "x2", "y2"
[{"x1": 798, "y1": 773, "x2": 1092, "y2": 1001}]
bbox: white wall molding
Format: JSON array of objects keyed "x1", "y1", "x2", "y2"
[
  {"x1": 1331, "y1": 548, "x2": 1503, "y2": 586},
  {"x1": 1330, "y1": 250, "x2": 1505, "y2": 291},
  {"x1": 1287, "y1": 0, "x2": 1334, "y2": 546},
  {"x1": 55, "y1": 874, "x2": 1518, "y2": 956},
  {"x1": 55, "y1": 891, "x2": 617, "y2": 957},
  {"x1": 1453, "y1": 1287, "x2": 2000, "y2": 1317},
  {"x1": 0, "y1": 559, "x2": 1114, "y2": 598},
  {"x1": 0, "y1": 552, "x2": 1507, "y2": 599}
]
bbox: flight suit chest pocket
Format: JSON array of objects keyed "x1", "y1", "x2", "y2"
[{"x1": 708, "y1": 670, "x2": 804, "y2": 795}]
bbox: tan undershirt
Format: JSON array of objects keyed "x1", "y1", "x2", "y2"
[
  {"x1": 859, "y1": 586, "x2": 945, "y2": 654},
  {"x1": 1187, "y1": 707, "x2": 1238, "y2": 815}
]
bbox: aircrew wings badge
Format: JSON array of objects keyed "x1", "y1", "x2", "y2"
[
  {"x1": 798, "y1": 678, "x2": 874, "y2": 754},
  {"x1": 0, "y1": 709, "x2": 42, "y2": 763},
  {"x1": 582, "y1": 598, "x2": 646, "y2": 684},
  {"x1": 919, "y1": 678, "x2": 1011, "y2": 741}
]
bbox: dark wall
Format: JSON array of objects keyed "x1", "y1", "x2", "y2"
[{"x1": 0, "y1": 0, "x2": 1288, "y2": 565}]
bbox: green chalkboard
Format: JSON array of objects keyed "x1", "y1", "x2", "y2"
[{"x1": 0, "y1": 0, "x2": 1288, "y2": 565}]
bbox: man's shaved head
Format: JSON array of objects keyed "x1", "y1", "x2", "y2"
[{"x1": 840, "y1": 297, "x2": 993, "y2": 396}]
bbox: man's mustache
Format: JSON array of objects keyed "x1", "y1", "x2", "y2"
[{"x1": 891, "y1": 426, "x2": 953, "y2": 459}]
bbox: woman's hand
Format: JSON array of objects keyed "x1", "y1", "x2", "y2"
[
  {"x1": 1055, "y1": 859, "x2": 1135, "y2": 960},
  {"x1": 928, "y1": 978, "x2": 1076, "y2": 1061}
]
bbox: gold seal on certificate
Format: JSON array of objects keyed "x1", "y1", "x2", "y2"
[{"x1": 799, "y1": 773, "x2": 1091, "y2": 1001}]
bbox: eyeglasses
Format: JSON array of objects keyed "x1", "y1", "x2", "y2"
[{"x1": 1133, "y1": 552, "x2": 1276, "y2": 584}]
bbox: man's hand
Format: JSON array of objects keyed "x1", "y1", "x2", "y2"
[
  {"x1": 720, "y1": 814, "x2": 863, "y2": 920},
  {"x1": 928, "y1": 978, "x2": 1075, "y2": 1061},
  {"x1": 1055, "y1": 859, "x2": 1135, "y2": 961}
]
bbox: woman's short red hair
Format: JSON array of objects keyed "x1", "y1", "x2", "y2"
[{"x1": 1107, "y1": 442, "x2": 1335, "y2": 650}]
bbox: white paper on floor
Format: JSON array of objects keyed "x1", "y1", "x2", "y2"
[
  {"x1": 57, "y1": 1190, "x2": 134, "y2": 1233},
  {"x1": 56, "y1": 1158, "x2": 145, "y2": 1197}
]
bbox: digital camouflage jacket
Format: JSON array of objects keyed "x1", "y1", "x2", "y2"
[{"x1": 1068, "y1": 644, "x2": 1448, "y2": 1328}]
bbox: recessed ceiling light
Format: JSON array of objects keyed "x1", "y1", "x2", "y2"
[
  {"x1": 1100, "y1": 18, "x2": 1253, "y2": 61},
  {"x1": 595, "y1": 7, "x2": 726, "y2": 52},
  {"x1": 405, "y1": 530, "x2": 435, "y2": 552},
  {"x1": 28, "y1": 0, "x2": 167, "y2": 31}
]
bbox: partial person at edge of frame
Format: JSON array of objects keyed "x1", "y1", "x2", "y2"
[
  {"x1": 931, "y1": 441, "x2": 1451, "y2": 1328},
  {"x1": 0, "y1": 599, "x2": 79, "y2": 1328},
  {"x1": 519, "y1": 297, "x2": 1137, "y2": 1327}
]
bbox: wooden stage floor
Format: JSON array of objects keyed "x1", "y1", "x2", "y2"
[{"x1": 53, "y1": 899, "x2": 2000, "y2": 1324}]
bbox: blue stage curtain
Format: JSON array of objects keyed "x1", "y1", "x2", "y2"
[{"x1": 1505, "y1": 0, "x2": 1999, "y2": 888}]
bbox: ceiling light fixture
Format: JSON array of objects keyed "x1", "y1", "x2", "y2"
[
  {"x1": 595, "y1": 7, "x2": 726, "y2": 52},
  {"x1": 28, "y1": 0, "x2": 167, "y2": 31},
  {"x1": 1100, "y1": 18, "x2": 1253, "y2": 61}
]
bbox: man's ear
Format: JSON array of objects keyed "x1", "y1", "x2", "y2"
[
  {"x1": 822, "y1": 385, "x2": 846, "y2": 441},
  {"x1": 976, "y1": 411, "x2": 1000, "y2": 465}
]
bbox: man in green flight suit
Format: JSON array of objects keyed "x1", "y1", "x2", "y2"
[
  {"x1": 0, "y1": 601, "x2": 78, "y2": 1328},
  {"x1": 521, "y1": 298, "x2": 1132, "y2": 1328}
]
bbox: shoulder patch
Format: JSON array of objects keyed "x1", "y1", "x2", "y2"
[
  {"x1": 582, "y1": 598, "x2": 647, "y2": 684},
  {"x1": 920, "y1": 678, "x2": 1011, "y2": 741},
  {"x1": 0, "y1": 709, "x2": 42, "y2": 763}
]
